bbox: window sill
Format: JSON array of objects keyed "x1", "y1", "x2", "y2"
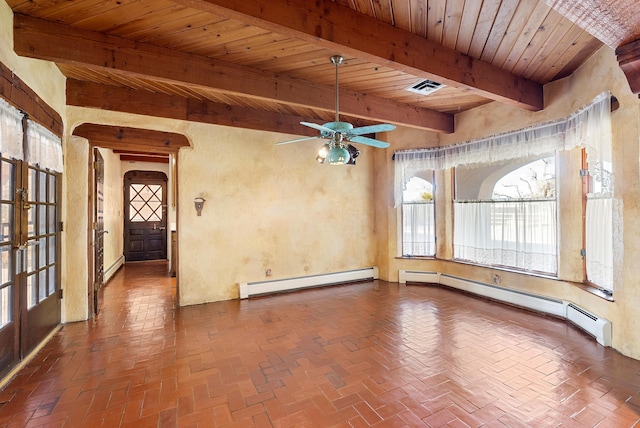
[
  {"x1": 571, "y1": 281, "x2": 614, "y2": 302},
  {"x1": 396, "y1": 255, "x2": 436, "y2": 260}
]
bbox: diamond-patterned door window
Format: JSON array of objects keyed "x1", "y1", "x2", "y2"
[{"x1": 129, "y1": 184, "x2": 163, "y2": 222}]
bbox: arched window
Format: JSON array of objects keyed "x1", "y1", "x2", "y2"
[
  {"x1": 401, "y1": 174, "x2": 435, "y2": 257},
  {"x1": 493, "y1": 157, "x2": 555, "y2": 199},
  {"x1": 454, "y1": 156, "x2": 557, "y2": 274}
]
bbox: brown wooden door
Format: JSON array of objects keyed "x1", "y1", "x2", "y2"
[
  {"x1": 93, "y1": 148, "x2": 105, "y2": 315},
  {"x1": 0, "y1": 157, "x2": 19, "y2": 375},
  {"x1": 124, "y1": 171, "x2": 167, "y2": 262},
  {"x1": 22, "y1": 164, "x2": 61, "y2": 355},
  {"x1": 0, "y1": 157, "x2": 61, "y2": 377}
]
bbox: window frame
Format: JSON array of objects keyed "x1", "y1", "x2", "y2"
[{"x1": 398, "y1": 171, "x2": 436, "y2": 258}]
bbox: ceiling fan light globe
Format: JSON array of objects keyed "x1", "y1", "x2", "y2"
[
  {"x1": 326, "y1": 147, "x2": 350, "y2": 165},
  {"x1": 316, "y1": 144, "x2": 330, "y2": 163}
]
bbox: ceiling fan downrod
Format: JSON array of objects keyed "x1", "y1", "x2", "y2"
[{"x1": 330, "y1": 55, "x2": 343, "y2": 123}]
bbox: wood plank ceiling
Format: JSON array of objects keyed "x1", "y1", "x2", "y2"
[{"x1": 7, "y1": 0, "x2": 634, "y2": 144}]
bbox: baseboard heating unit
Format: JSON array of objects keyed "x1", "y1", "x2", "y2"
[
  {"x1": 566, "y1": 303, "x2": 612, "y2": 346},
  {"x1": 239, "y1": 267, "x2": 378, "y2": 299},
  {"x1": 399, "y1": 269, "x2": 612, "y2": 347},
  {"x1": 104, "y1": 255, "x2": 125, "y2": 283}
]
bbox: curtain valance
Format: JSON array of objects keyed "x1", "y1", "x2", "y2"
[
  {"x1": 26, "y1": 119, "x2": 64, "y2": 172},
  {"x1": 0, "y1": 98, "x2": 63, "y2": 172},
  {"x1": 0, "y1": 98, "x2": 24, "y2": 161},
  {"x1": 394, "y1": 92, "x2": 611, "y2": 206}
]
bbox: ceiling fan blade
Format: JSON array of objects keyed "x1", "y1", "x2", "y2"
[
  {"x1": 349, "y1": 135, "x2": 390, "y2": 148},
  {"x1": 349, "y1": 123, "x2": 396, "y2": 136},
  {"x1": 275, "y1": 136, "x2": 320, "y2": 145},
  {"x1": 301, "y1": 121, "x2": 337, "y2": 135}
]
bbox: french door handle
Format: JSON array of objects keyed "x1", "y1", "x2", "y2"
[{"x1": 13, "y1": 241, "x2": 38, "y2": 251}]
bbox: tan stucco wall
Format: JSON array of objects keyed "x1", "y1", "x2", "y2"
[
  {"x1": 376, "y1": 45, "x2": 640, "y2": 359},
  {"x1": 64, "y1": 107, "x2": 377, "y2": 306},
  {"x1": 177, "y1": 124, "x2": 377, "y2": 305},
  {"x1": 63, "y1": 137, "x2": 89, "y2": 322}
]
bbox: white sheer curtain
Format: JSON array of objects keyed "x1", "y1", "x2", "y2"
[
  {"x1": 402, "y1": 202, "x2": 435, "y2": 256},
  {"x1": 394, "y1": 92, "x2": 611, "y2": 206},
  {"x1": 26, "y1": 119, "x2": 63, "y2": 172},
  {"x1": 454, "y1": 200, "x2": 557, "y2": 274},
  {"x1": 585, "y1": 196, "x2": 613, "y2": 289},
  {"x1": 0, "y1": 98, "x2": 24, "y2": 160}
]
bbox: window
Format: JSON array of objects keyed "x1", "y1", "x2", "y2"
[
  {"x1": 401, "y1": 174, "x2": 435, "y2": 256},
  {"x1": 583, "y1": 150, "x2": 613, "y2": 292},
  {"x1": 129, "y1": 183, "x2": 163, "y2": 222},
  {"x1": 454, "y1": 155, "x2": 557, "y2": 274}
]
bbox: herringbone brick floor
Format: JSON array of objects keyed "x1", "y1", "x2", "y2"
[{"x1": 1, "y1": 261, "x2": 639, "y2": 427}]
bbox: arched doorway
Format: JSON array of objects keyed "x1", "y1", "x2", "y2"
[{"x1": 72, "y1": 123, "x2": 189, "y2": 315}]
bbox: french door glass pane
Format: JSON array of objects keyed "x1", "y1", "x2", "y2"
[
  {"x1": 39, "y1": 237, "x2": 46, "y2": 268},
  {"x1": 0, "y1": 245, "x2": 11, "y2": 286},
  {"x1": 27, "y1": 168, "x2": 36, "y2": 201},
  {"x1": 48, "y1": 236, "x2": 55, "y2": 265},
  {"x1": 1, "y1": 160, "x2": 14, "y2": 201},
  {"x1": 1, "y1": 204, "x2": 12, "y2": 242},
  {"x1": 0, "y1": 285, "x2": 11, "y2": 328},
  {"x1": 26, "y1": 243, "x2": 35, "y2": 273},
  {"x1": 38, "y1": 171, "x2": 47, "y2": 202},
  {"x1": 38, "y1": 205, "x2": 46, "y2": 235},
  {"x1": 48, "y1": 205, "x2": 55, "y2": 233},
  {"x1": 27, "y1": 274, "x2": 35, "y2": 309},
  {"x1": 48, "y1": 266, "x2": 55, "y2": 295},
  {"x1": 39, "y1": 270, "x2": 46, "y2": 300},
  {"x1": 27, "y1": 204, "x2": 35, "y2": 237},
  {"x1": 48, "y1": 174, "x2": 56, "y2": 203}
]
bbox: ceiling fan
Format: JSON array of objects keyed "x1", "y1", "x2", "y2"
[{"x1": 276, "y1": 55, "x2": 395, "y2": 165}]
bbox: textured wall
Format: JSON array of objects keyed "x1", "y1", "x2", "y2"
[
  {"x1": 61, "y1": 137, "x2": 89, "y2": 322},
  {"x1": 177, "y1": 124, "x2": 378, "y2": 305}
]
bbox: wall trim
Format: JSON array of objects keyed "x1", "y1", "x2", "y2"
[
  {"x1": 104, "y1": 255, "x2": 125, "y2": 283},
  {"x1": 240, "y1": 267, "x2": 379, "y2": 299}
]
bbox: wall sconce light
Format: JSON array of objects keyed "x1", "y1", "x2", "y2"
[{"x1": 194, "y1": 197, "x2": 206, "y2": 216}]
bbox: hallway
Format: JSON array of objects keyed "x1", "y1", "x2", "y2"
[{"x1": 1, "y1": 262, "x2": 639, "y2": 427}]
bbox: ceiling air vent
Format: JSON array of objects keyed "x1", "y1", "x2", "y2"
[{"x1": 405, "y1": 79, "x2": 445, "y2": 95}]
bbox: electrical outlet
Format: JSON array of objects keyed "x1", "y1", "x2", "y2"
[
  {"x1": 492, "y1": 273, "x2": 501, "y2": 285},
  {"x1": 265, "y1": 268, "x2": 272, "y2": 277}
]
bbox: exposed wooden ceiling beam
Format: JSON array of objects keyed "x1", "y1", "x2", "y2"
[
  {"x1": 15, "y1": 14, "x2": 453, "y2": 133},
  {"x1": 616, "y1": 39, "x2": 640, "y2": 95},
  {"x1": 73, "y1": 123, "x2": 190, "y2": 154},
  {"x1": 170, "y1": 0, "x2": 543, "y2": 111},
  {"x1": 120, "y1": 154, "x2": 170, "y2": 164},
  {"x1": 67, "y1": 79, "x2": 338, "y2": 137},
  {"x1": 0, "y1": 61, "x2": 62, "y2": 135}
]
